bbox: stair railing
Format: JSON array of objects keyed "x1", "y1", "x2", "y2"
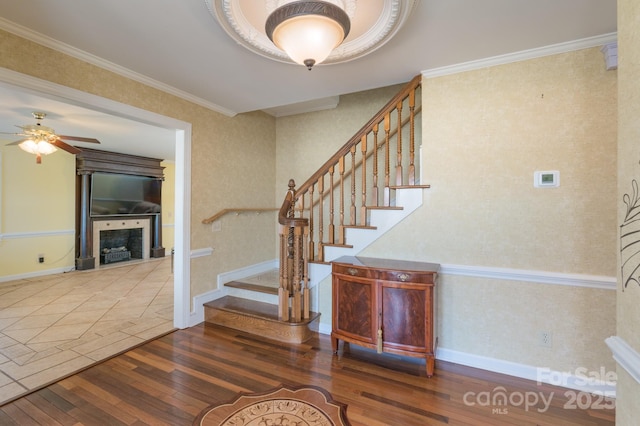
[{"x1": 277, "y1": 74, "x2": 424, "y2": 322}]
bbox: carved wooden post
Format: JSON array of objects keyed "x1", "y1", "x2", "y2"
[
  {"x1": 292, "y1": 225, "x2": 304, "y2": 322},
  {"x1": 317, "y1": 175, "x2": 324, "y2": 262},
  {"x1": 396, "y1": 101, "x2": 403, "y2": 186},
  {"x1": 408, "y1": 89, "x2": 416, "y2": 185},
  {"x1": 339, "y1": 156, "x2": 345, "y2": 244},
  {"x1": 384, "y1": 113, "x2": 391, "y2": 206},
  {"x1": 372, "y1": 123, "x2": 379, "y2": 206},
  {"x1": 360, "y1": 134, "x2": 368, "y2": 225},
  {"x1": 308, "y1": 183, "x2": 315, "y2": 261},
  {"x1": 328, "y1": 165, "x2": 335, "y2": 244},
  {"x1": 302, "y1": 222, "x2": 310, "y2": 320},
  {"x1": 278, "y1": 223, "x2": 289, "y2": 321},
  {"x1": 350, "y1": 146, "x2": 356, "y2": 225},
  {"x1": 278, "y1": 179, "x2": 298, "y2": 321}
]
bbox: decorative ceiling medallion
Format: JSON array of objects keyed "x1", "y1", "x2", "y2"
[{"x1": 205, "y1": 0, "x2": 418, "y2": 66}]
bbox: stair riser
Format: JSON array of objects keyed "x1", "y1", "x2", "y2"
[
  {"x1": 205, "y1": 306, "x2": 318, "y2": 344},
  {"x1": 225, "y1": 287, "x2": 279, "y2": 304}
]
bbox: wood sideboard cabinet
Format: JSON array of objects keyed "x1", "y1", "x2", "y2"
[{"x1": 331, "y1": 256, "x2": 439, "y2": 377}]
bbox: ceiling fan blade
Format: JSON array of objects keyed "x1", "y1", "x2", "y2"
[
  {"x1": 57, "y1": 135, "x2": 100, "y2": 144},
  {"x1": 51, "y1": 139, "x2": 82, "y2": 154},
  {"x1": 6, "y1": 139, "x2": 29, "y2": 146}
]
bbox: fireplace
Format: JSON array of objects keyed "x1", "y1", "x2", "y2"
[
  {"x1": 75, "y1": 148, "x2": 165, "y2": 271},
  {"x1": 93, "y1": 218, "x2": 151, "y2": 267}
]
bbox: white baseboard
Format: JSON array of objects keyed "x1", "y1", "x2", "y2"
[
  {"x1": 315, "y1": 324, "x2": 615, "y2": 397},
  {"x1": 0, "y1": 266, "x2": 72, "y2": 283},
  {"x1": 189, "y1": 287, "x2": 225, "y2": 327},
  {"x1": 436, "y1": 347, "x2": 615, "y2": 397}
]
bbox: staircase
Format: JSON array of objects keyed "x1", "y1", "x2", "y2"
[{"x1": 204, "y1": 75, "x2": 427, "y2": 342}]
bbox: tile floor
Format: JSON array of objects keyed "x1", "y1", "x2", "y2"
[{"x1": 0, "y1": 256, "x2": 174, "y2": 405}]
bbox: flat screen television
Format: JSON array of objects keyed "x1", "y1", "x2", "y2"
[{"x1": 90, "y1": 172, "x2": 161, "y2": 216}]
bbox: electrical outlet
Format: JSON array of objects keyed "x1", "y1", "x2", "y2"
[
  {"x1": 38, "y1": 255, "x2": 44, "y2": 264},
  {"x1": 211, "y1": 221, "x2": 221, "y2": 232},
  {"x1": 539, "y1": 330, "x2": 553, "y2": 348}
]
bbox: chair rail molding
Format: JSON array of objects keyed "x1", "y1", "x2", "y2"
[
  {"x1": 440, "y1": 264, "x2": 615, "y2": 290},
  {"x1": 606, "y1": 336, "x2": 640, "y2": 385}
]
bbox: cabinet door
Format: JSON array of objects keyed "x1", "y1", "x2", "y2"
[
  {"x1": 380, "y1": 281, "x2": 430, "y2": 353},
  {"x1": 333, "y1": 275, "x2": 377, "y2": 344}
]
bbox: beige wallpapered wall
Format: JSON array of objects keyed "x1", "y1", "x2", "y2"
[
  {"x1": 274, "y1": 83, "x2": 403, "y2": 194},
  {"x1": 616, "y1": 0, "x2": 640, "y2": 423},
  {"x1": 365, "y1": 47, "x2": 617, "y2": 374},
  {"x1": 279, "y1": 47, "x2": 618, "y2": 375}
]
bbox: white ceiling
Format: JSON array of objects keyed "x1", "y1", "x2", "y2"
[{"x1": 0, "y1": 0, "x2": 617, "y2": 162}]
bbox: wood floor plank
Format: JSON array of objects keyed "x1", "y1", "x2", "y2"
[{"x1": 0, "y1": 324, "x2": 615, "y2": 425}]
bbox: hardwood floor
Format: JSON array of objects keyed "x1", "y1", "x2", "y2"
[{"x1": 0, "y1": 324, "x2": 615, "y2": 425}]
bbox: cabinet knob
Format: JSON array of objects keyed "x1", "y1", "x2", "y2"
[
  {"x1": 398, "y1": 273, "x2": 410, "y2": 282},
  {"x1": 347, "y1": 268, "x2": 358, "y2": 276}
]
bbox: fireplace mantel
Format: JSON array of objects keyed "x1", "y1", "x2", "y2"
[{"x1": 75, "y1": 148, "x2": 165, "y2": 271}]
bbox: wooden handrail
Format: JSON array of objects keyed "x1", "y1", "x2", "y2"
[
  {"x1": 295, "y1": 74, "x2": 422, "y2": 196},
  {"x1": 302, "y1": 104, "x2": 424, "y2": 212},
  {"x1": 279, "y1": 187, "x2": 309, "y2": 227},
  {"x1": 202, "y1": 208, "x2": 278, "y2": 224}
]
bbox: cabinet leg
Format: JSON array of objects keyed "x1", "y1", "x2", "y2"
[
  {"x1": 426, "y1": 355, "x2": 435, "y2": 377},
  {"x1": 331, "y1": 336, "x2": 339, "y2": 354}
]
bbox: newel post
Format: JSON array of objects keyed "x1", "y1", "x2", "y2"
[
  {"x1": 278, "y1": 179, "x2": 311, "y2": 322},
  {"x1": 278, "y1": 180, "x2": 296, "y2": 321}
]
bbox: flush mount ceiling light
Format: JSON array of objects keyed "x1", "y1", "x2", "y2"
[
  {"x1": 206, "y1": 0, "x2": 418, "y2": 68},
  {"x1": 265, "y1": 1, "x2": 351, "y2": 70}
]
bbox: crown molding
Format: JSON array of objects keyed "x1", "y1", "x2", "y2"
[
  {"x1": 0, "y1": 17, "x2": 237, "y2": 117},
  {"x1": 422, "y1": 32, "x2": 618, "y2": 79}
]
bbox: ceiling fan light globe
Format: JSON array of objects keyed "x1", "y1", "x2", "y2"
[
  {"x1": 272, "y1": 14, "x2": 346, "y2": 67},
  {"x1": 18, "y1": 139, "x2": 39, "y2": 154},
  {"x1": 19, "y1": 138, "x2": 57, "y2": 155},
  {"x1": 37, "y1": 140, "x2": 57, "y2": 155}
]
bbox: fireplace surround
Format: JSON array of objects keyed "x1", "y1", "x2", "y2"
[
  {"x1": 93, "y1": 218, "x2": 150, "y2": 266},
  {"x1": 75, "y1": 148, "x2": 165, "y2": 270}
]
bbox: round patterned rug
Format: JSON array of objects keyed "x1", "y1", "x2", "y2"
[{"x1": 194, "y1": 384, "x2": 351, "y2": 426}]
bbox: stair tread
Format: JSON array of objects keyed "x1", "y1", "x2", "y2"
[
  {"x1": 322, "y1": 243, "x2": 354, "y2": 248},
  {"x1": 367, "y1": 206, "x2": 403, "y2": 210},
  {"x1": 389, "y1": 184, "x2": 431, "y2": 189},
  {"x1": 225, "y1": 281, "x2": 279, "y2": 295},
  {"x1": 342, "y1": 225, "x2": 376, "y2": 230}
]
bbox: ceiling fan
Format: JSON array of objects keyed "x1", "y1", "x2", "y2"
[{"x1": 1, "y1": 111, "x2": 100, "y2": 164}]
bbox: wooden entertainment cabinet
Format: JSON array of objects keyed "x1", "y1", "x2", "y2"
[
  {"x1": 331, "y1": 256, "x2": 439, "y2": 376},
  {"x1": 75, "y1": 148, "x2": 165, "y2": 271}
]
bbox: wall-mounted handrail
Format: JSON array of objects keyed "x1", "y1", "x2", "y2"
[{"x1": 202, "y1": 208, "x2": 278, "y2": 224}]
